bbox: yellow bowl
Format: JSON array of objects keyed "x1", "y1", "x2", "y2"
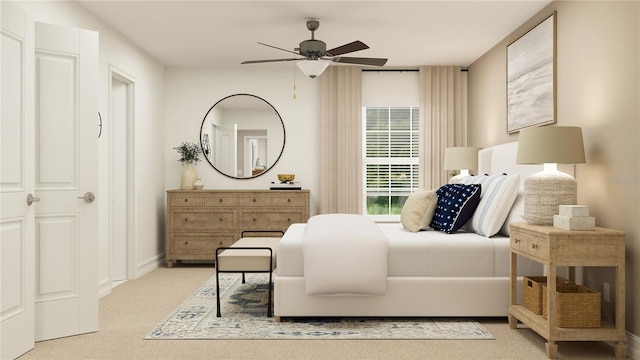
[{"x1": 277, "y1": 174, "x2": 295, "y2": 182}]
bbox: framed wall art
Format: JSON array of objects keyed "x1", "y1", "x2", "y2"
[{"x1": 507, "y1": 13, "x2": 556, "y2": 133}]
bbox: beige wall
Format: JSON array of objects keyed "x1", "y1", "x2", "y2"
[{"x1": 468, "y1": 0, "x2": 640, "y2": 341}]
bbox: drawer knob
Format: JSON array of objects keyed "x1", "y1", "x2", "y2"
[
  {"x1": 253, "y1": 198, "x2": 256, "y2": 202},
  {"x1": 184, "y1": 199, "x2": 188, "y2": 203},
  {"x1": 253, "y1": 218, "x2": 257, "y2": 222},
  {"x1": 184, "y1": 241, "x2": 188, "y2": 245},
  {"x1": 514, "y1": 238, "x2": 521, "y2": 244},
  {"x1": 184, "y1": 218, "x2": 188, "y2": 222},
  {"x1": 287, "y1": 218, "x2": 291, "y2": 222},
  {"x1": 531, "y1": 243, "x2": 538, "y2": 249},
  {"x1": 287, "y1": 198, "x2": 291, "y2": 202},
  {"x1": 219, "y1": 198, "x2": 223, "y2": 203},
  {"x1": 219, "y1": 218, "x2": 223, "y2": 221}
]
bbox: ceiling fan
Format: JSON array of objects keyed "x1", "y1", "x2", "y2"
[{"x1": 241, "y1": 20, "x2": 388, "y2": 78}]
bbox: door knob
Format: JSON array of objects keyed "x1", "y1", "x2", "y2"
[
  {"x1": 77, "y1": 192, "x2": 95, "y2": 203},
  {"x1": 26, "y1": 193, "x2": 40, "y2": 206}
]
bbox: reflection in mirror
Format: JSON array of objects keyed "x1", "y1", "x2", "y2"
[{"x1": 200, "y1": 94, "x2": 285, "y2": 179}]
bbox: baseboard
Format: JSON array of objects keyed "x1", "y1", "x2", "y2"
[
  {"x1": 98, "y1": 279, "x2": 112, "y2": 299},
  {"x1": 628, "y1": 330, "x2": 640, "y2": 360},
  {"x1": 135, "y1": 254, "x2": 165, "y2": 278}
]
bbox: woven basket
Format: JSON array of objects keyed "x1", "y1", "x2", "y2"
[
  {"x1": 523, "y1": 276, "x2": 574, "y2": 315},
  {"x1": 542, "y1": 284, "x2": 601, "y2": 328}
]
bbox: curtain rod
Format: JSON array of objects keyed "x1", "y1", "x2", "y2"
[{"x1": 362, "y1": 68, "x2": 468, "y2": 72}]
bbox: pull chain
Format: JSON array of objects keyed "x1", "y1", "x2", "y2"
[{"x1": 293, "y1": 61, "x2": 297, "y2": 100}]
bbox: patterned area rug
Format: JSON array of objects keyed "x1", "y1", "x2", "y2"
[{"x1": 145, "y1": 273, "x2": 495, "y2": 340}]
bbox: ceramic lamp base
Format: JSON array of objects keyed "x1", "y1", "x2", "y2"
[{"x1": 524, "y1": 170, "x2": 577, "y2": 225}]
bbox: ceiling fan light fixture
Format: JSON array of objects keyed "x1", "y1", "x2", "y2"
[{"x1": 296, "y1": 60, "x2": 329, "y2": 78}]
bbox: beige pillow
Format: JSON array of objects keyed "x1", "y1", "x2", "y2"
[{"x1": 400, "y1": 190, "x2": 438, "y2": 232}]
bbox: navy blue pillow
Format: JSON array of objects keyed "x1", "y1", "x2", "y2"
[{"x1": 430, "y1": 184, "x2": 481, "y2": 234}]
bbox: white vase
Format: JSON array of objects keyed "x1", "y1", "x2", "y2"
[
  {"x1": 181, "y1": 163, "x2": 197, "y2": 190},
  {"x1": 193, "y1": 177, "x2": 204, "y2": 190}
]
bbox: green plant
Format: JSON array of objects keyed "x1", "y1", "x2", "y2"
[{"x1": 174, "y1": 141, "x2": 202, "y2": 165}]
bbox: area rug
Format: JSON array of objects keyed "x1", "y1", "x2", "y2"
[{"x1": 145, "y1": 273, "x2": 495, "y2": 340}]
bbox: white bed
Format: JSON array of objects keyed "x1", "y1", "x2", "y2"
[{"x1": 274, "y1": 141, "x2": 565, "y2": 319}]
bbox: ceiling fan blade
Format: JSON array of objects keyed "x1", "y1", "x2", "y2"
[
  {"x1": 326, "y1": 40, "x2": 369, "y2": 56},
  {"x1": 258, "y1": 42, "x2": 300, "y2": 55},
  {"x1": 241, "y1": 58, "x2": 304, "y2": 64},
  {"x1": 332, "y1": 57, "x2": 388, "y2": 66}
]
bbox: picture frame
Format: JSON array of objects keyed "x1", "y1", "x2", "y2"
[{"x1": 507, "y1": 13, "x2": 556, "y2": 134}]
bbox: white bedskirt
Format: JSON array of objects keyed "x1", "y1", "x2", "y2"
[{"x1": 275, "y1": 276, "x2": 529, "y2": 317}]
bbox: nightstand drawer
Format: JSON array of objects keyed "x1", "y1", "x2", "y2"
[{"x1": 511, "y1": 230, "x2": 549, "y2": 260}]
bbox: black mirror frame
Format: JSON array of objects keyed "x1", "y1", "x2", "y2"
[{"x1": 199, "y1": 93, "x2": 286, "y2": 180}]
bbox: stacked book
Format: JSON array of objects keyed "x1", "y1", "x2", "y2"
[{"x1": 270, "y1": 181, "x2": 302, "y2": 190}]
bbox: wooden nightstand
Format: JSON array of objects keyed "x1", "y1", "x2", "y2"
[{"x1": 508, "y1": 222, "x2": 627, "y2": 359}]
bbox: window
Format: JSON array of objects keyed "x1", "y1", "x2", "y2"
[{"x1": 363, "y1": 107, "x2": 419, "y2": 217}]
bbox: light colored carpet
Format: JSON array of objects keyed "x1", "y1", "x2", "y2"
[
  {"x1": 145, "y1": 273, "x2": 494, "y2": 340},
  {"x1": 17, "y1": 266, "x2": 626, "y2": 360}
]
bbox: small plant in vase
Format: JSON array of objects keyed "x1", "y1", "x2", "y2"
[{"x1": 174, "y1": 142, "x2": 202, "y2": 190}]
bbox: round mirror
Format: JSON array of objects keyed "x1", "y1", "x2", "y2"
[{"x1": 200, "y1": 94, "x2": 285, "y2": 179}]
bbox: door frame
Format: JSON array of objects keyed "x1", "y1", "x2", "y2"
[{"x1": 108, "y1": 64, "x2": 136, "y2": 283}]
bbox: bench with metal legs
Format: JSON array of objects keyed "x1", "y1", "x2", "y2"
[{"x1": 215, "y1": 237, "x2": 279, "y2": 317}]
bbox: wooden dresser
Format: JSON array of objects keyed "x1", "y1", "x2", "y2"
[{"x1": 166, "y1": 189, "x2": 310, "y2": 267}]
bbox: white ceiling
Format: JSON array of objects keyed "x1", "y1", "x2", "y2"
[{"x1": 77, "y1": 0, "x2": 552, "y2": 68}]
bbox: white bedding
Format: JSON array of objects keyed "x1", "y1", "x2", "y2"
[
  {"x1": 302, "y1": 214, "x2": 388, "y2": 295},
  {"x1": 279, "y1": 222, "x2": 541, "y2": 278}
]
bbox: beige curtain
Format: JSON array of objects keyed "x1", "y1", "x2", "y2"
[
  {"x1": 418, "y1": 66, "x2": 463, "y2": 189},
  {"x1": 319, "y1": 66, "x2": 362, "y2": 214}
]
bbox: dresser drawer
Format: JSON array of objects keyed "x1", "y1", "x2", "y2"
[
  {"x1": 169, "y1": 193, "x2": 204, "y2": 207},
  {"x1": 273, "y1": 193, "x2": 307, "y2": 207},
  {"x1": 204, "y1": 193, "x2": 237, "y2": 207},
  {"x1": 240, "y1": 210, "x2": 304, "y2": 231},
  {"x1": 171, "y1": 233, "x2": 236, "y2": 255},
  {"x1": 238, "y1": 194, "x2": 273, "y2": 207},
  {"x1": 170, "y1": 209, "x2": 236, "y2": 232},
  {"x1": 511, "y1": 229, "x2": 549, "y2": 261}
]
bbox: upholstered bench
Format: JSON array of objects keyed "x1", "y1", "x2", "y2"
[{"x1": 215, "y1": 237, "x2": 280, "y2": 317}]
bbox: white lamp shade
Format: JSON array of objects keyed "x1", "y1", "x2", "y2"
[
  {"x1": 516, "y1": 126, "x2": 586, "y2": 164},
  {"x1": 443, "y1": 147, "x2": 481, "y2": 170},
  {"x1": 296, "y1": 60, "x2": 329, "y2": 78}
]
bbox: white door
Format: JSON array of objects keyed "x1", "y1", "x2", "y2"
[
  {"x1": 216, "y1": 123, "x2": 237, "y2": 176},
  {"x1": 33, "y1": 22, "x2": 99, "y2": 341},
  {"x1": 1, "y1": 2, "x2": 35, "y2": 358}
]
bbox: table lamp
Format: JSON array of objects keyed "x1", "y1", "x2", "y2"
[
  {"x1": 516, "y1": 126, "x2": 586, "y2": 225},
  {"x1": 444, "y1": 147, "x2": 481, "y2": 183}
]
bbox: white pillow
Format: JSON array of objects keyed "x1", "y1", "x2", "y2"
[
  {"x1": 400, "y1": 190, "x2": 438, "y2": 232},
  {"x1": 500, "y1": 191, "x2": 525, "y2": 236},
  {"x1": 459, "y1": 174, "x2": 488, "y2": 185},
  {"x1": 469, "y1": 173, "x2": 520, "y2": 237}
]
